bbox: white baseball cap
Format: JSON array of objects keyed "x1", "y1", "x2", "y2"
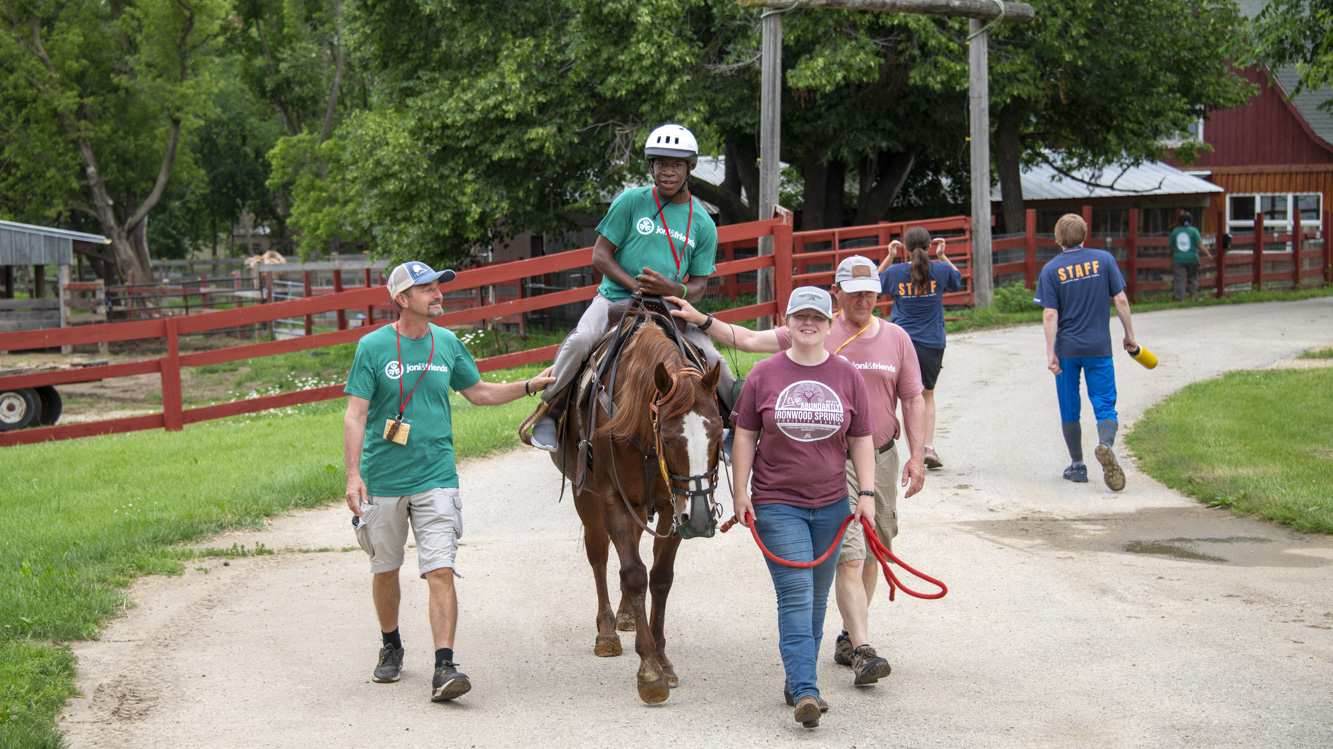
[
  {"x1": 785, "y1": 286, "x2": 834, "y2": 320},
  {"x1": 834, "y1": 255, "x2": 881, "y2": 294},
  {"x1": 387, "y1": 261, "x2": 456, "y2": 297}
]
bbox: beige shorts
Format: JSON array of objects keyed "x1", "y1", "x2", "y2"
[
  {"x1": 840, "y1": 444, "x2": 899, "y2": 562},
  {"x1": 353, "y1": 487, "x2": 462, "y2": 577}
]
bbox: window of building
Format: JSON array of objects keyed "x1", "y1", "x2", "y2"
[{"x1": 1227, "y1": 193, "x2": 1322, "y2": 235}]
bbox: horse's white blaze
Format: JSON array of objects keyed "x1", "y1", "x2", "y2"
[{"x1": 681, "y1": 411, "x2": 711, "y2": 492}]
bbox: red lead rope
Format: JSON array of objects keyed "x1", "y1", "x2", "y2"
[{"x1": 720, "y1": 513, "x2": 947, "y2": 601}]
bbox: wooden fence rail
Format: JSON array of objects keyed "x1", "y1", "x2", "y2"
[{"x1": 0, "y1": 216, "x2": 791, "y2": 447}]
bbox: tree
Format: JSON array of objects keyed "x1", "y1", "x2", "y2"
[
  {"x1": 986, "y1": 0, "x2": 1253, "y2": 234},
  {"x1": 0, "y1": 0, "x2": 230, "y2": 283},
  {"x1": 1245, "y1": 0, "x2": 1333, "y2": 111}
]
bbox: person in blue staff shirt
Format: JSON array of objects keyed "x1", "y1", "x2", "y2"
[
  {"x1": 877, "y1": 227, "x2": 963, "y2": 469},
  {"x1": 1033, "y1": 214, "x2": 1137, "y2": 491}
]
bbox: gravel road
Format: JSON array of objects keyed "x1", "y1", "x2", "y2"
[{"x1": 59, "y1": 298, "x2": 1333, "y2": 748}]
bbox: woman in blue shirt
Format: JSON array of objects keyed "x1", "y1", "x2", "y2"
[{"x1": 877, "y1": 227, "x2": 963, "y2": 469}]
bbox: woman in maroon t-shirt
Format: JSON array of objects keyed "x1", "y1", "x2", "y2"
[{"x1": 731, "y1": 286, "x2": 877, "y2": 728}]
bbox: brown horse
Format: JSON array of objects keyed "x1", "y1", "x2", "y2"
[{"x1": 550, "y1": 318, "x2": 724, "y2": 704}]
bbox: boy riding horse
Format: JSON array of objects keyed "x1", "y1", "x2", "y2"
[{"x1": 523, "y1": 123, "x2": 736, "y2": 451}]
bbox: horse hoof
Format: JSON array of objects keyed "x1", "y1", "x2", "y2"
[
  {"x1": 594, "y1": 635, "x2": 622, "y2": 657},
  {"x1": 662, "y1": 663, "x2": 679, "y2": 688},
  {"x1": 615, "y1": 612, "x2": 636, "y2": 632},
  {"x1": 637, "y1": 676, "x2": 670, "y2": 705}
]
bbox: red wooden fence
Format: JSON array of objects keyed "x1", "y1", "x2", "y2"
[{"x1": 0, "y1": 216, "x2": 792, "y2": 447}]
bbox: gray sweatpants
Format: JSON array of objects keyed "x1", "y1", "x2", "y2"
[{"x1": 544, "y1": 293, "x2": 736, "y2": 410}]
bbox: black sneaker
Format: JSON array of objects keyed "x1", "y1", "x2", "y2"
[
  {"x1": 1063, "y1": 462, "x2": 1089, "y2": 483},
  {"x1": 372, "y1": 646, "x2": 404, "y2": 683},
  {"x1": 783, "y1": 684, "x2": 829, "y2": 712},
  {"x1": 851, "y1": 644, "x2": 891, "y2": 686},
  {"x1": 833, "y1": 631, "x2": 853, "y2": 666},
  {"x1": 431, "y1": 662, "x2": 471, "y2": 702}
]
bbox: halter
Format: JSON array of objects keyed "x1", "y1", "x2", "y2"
[{"x1": 648, "y1": 366, "x2": 723, "y2": 539}]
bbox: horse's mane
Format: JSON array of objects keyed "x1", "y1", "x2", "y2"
[{"x1": 595, "y1": 320, "x2": 700, "y2": 444}]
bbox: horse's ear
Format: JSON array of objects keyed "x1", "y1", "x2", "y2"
[
  {"x1": 702, "y1": 362, "x2": 721, "y2": 392},
  {"x1": 654, "y1": 362, "x2": 673, "y2": 395}
]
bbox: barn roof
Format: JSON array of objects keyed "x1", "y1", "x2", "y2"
[
  {"x1": 1239, "y1": 0, "x2": 1333, "y2": 147},
  {"x1": 991, "y1": 159, "x2": 1224, "y2": 203},
  {"x1": 0, "y1": 219, "x2": 110, "y2": 266}
]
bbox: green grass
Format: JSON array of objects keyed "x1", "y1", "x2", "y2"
[
  {"x1": 1299, "y1": 346, "x2": 1333, "y2": 360},
  {"x1": 0, "y1": 353, "x2": 561, "y2": 748},
  {"x1": 1127, "y1": 367, "x2": 1333, "y2": 534}
]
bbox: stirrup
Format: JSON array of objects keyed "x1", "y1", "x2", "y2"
[{"x1": 518, "y1": 399, "x2": 551, "y2": 447}]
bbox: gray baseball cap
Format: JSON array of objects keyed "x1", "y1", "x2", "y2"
[
  {"x1": 834, "y1": 255, "x2": 881, "y2": 294},
  {"x1": 785, "y1": 286, "x2": 834, "y2": 320},
  {"x1": 387, "y1": 261, "x2": 456, "y2": 296}
]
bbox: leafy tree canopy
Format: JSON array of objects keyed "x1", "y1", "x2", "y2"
[{"x1": 1245, "y1": 0, "x2": 1333, "y2": 112}]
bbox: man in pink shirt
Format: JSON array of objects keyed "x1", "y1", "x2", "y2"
[{"x1": 668, "y1": 255, "x2": 926, "y2": 689}]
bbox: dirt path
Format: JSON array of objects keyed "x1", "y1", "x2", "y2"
[{"x1": 59, "y1": 299, "x2": 1333, "y2": 748}]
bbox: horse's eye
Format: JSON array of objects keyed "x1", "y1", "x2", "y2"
[{"x1": 661, "y1": 439, "x2": 672, "y2": 448}]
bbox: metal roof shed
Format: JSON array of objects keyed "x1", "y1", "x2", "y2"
[{"x1": 0, "y1": 220, "x2": 110, "y2": 341}]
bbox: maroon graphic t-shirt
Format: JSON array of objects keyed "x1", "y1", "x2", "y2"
[{"x1": 731, "y1": 352, "x2": 874, "y2": 508}]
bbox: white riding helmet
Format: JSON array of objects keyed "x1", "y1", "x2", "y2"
[{"x1": 644, "y1": 124, "x2": 699, "y2": 167}]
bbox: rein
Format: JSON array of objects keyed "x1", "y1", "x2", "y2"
[{"x1": 720, "y1": 512, "x2": 947, "y2": 601}]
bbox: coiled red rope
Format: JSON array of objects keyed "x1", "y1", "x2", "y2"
[{"x1": 720, "y1": 512, "x2": 947, "y2": 601}]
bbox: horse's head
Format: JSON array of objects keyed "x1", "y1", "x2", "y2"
[{"x1": 650, "y1": 360, "x2": 724, "y2": 539}]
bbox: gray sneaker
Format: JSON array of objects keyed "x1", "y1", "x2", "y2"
[
  {"x1": 530, "y1": 415, "x2": 558, "y2": 452},
  {"x1": 431, "y1": 662, "x2": 471, "y2": 702},
  {"x1": 851, "y1": 644, "x2": 891, "y2": 686},
  {"x1": 1095, "y1": 444, "x2": 1126, "y2": 491},
  {"x1": 372, "y1": 646, "x2": 404, "y2": 683},
  {"x1": 833, "y1": 630, "x2": 854, "y2": 666}
]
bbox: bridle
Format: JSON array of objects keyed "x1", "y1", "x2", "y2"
[{"x1": 647, "y1": 367, "x2": 723, "y2": 539}]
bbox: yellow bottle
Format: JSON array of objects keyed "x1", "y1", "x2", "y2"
[{"x1": 1127, "y1": 344, "x2": 1158, "y2": 369}]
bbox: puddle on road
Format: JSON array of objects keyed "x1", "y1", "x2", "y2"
[{"x1": 962, "y1": 507, "x2": 1332, "y2": 567}]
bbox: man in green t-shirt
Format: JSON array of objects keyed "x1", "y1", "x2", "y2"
[
  {"x1": 344, "y1": 260, "x2": 553, "y2": 703},
  {"x1": 524, "y1": 123, "x2": 736, "y2": 452},
  {"x1": 1169, "y1": 211, "x2": 1212, "y2": 302}
]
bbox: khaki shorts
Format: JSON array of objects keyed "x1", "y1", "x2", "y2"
[
  {"x1": 353, "y1": 487, "x2": 462, "y2": 577},
  {"x1": 840, "y1": 445, "x2": 899, "y2": 561}
]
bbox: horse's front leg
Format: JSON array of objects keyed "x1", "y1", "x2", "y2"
[
  {"x1": 649, "y1": 518, "x2": 682, "y2": 689},
  {"x1": 575, "y1": 493, "x2": 621, "y2": 657},
  {"x1": 607, "y1": 513, "x2": 668, "y2": 704}
]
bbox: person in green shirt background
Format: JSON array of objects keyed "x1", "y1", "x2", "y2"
[{"x1": 1170, "y1": 211, "x2": 1212, "y2": 302}]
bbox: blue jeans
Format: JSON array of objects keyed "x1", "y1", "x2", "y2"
[
  {"x1": 753, "y1": 499, "x2": 849, "y2": 702},
  {"x1": 1055, "y1": 356, "x2": 1118, "y2": 425}
]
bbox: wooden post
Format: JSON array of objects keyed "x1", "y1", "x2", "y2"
[
  {"x1": 303, "y1": 270, "x2": 313, "y2": 336},
  {"x1": 333, "y1": 262, "x2": 346, "y2": 330},
  {"x1": 969, "y1": 18, "x2": 993, "y2": 308},
  {"x1": 756, "y1": 8, "x2": 783, "y2": 330},
  {"x1": 58, "y1": 265, "x2": 72, "y2": 354},
  {"x1": 34, "y1": 264, "x2": 46, "y2": 298},
  {"x1": 1253, "y1": 212, "x2": 1264, "y2": 290},
  {"x1": 364, "y1": 268, "x2": 375, "y2": 325},
  {"x1": 1127, "y1": 208, "x2": 1139, "y2": 303},
  {"x1": 1215, "y1": 209, "x2": 1226, "y2": 299},
  {"x1": 773, "y1": 217, "x2": 794, "y2": 314},
  {"x1": 1081, "y1": 205, "x2": 1094, "y2": 243},
  {"x1": 1293, "y1": 208, "x2": 1303, "y2": 290},
  {"x1": 1024, "y1": 208, "x2": 1037, "y2": 289},
  {"x1": 162, "y1": 317, "x2": 184, "y2": 432},
  {"x1": 1325, "y1": 210, "x2": 1332, "y2": 285}
]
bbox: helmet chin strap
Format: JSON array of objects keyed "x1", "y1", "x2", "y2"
[{"x1": 652, "y1": 165, "x2": 692, "y2": 215}]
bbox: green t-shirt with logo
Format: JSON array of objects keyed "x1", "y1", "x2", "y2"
[
  {"x1": 344, "y1": 324, "x2": 481, "y2": 496},
  {"x1": 1170, "y1": 225, "x2": 1205, "y2": 265},
  {"x1": 595, "y1": 186, "x2": 718, "y2": 301}
]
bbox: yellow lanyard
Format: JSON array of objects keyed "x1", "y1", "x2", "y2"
[{"x1": 832, "y1": 311, "x2": 873, "y2": 355}]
